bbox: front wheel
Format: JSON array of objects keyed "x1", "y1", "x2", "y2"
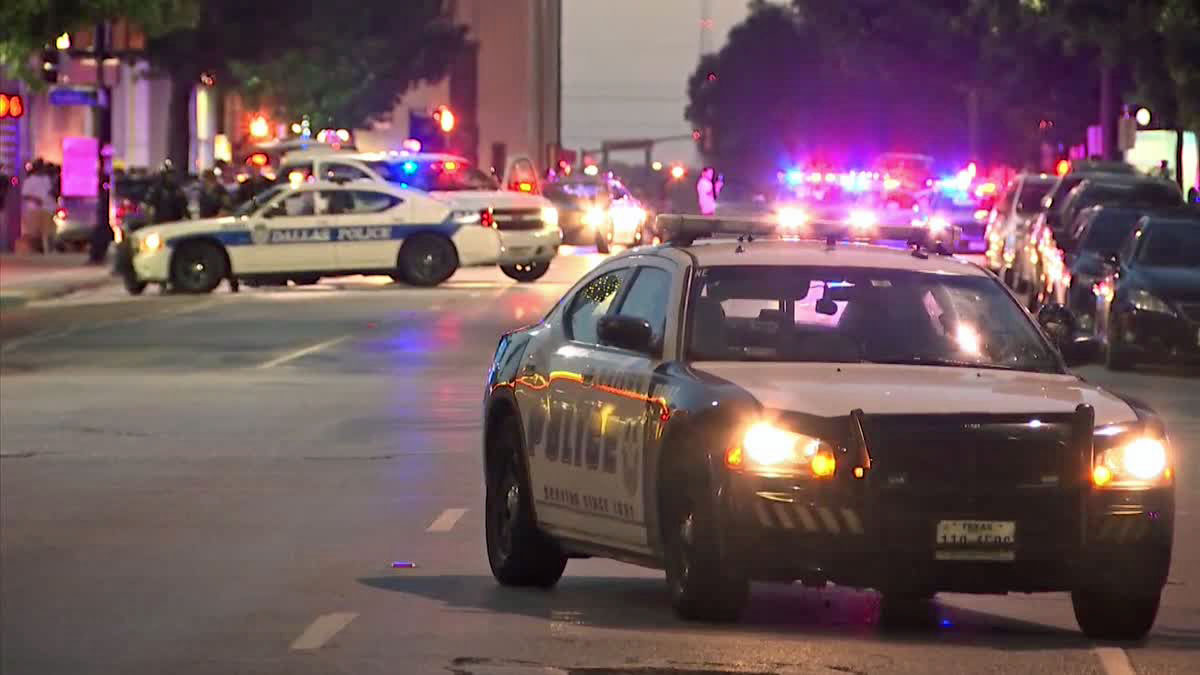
[
  {"x1": 123, "y1": 275, "x2": 147, "y2": 296},
  {"x1": 398, "y1": 234, "x2": 458, "y2": 287},
  {"x1": 170, "y1": 242, "x2": 227, "y2": 294},
  {"x1": 594, "y1": 229, "x2": 611, "y2": 254},
  {"x1": 663, "y1": 497, "x2": 748, "y2": 622},
  {"x1": 501, "y1": 260, "x2": 550, "y2": 283},
  {"x1": 485, "y1": 418, "x2": 567, "y2": 587},
  {"x1": 1072, "y1": 588, "x2": 1160, "y2": 641}
]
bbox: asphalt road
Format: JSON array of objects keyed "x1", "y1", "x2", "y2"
[{"x1": 1, "y1": 249, "x2": 1197, "y2": 675}]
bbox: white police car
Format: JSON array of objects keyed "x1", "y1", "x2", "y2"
[
  {"x1": 278, "y1": 150, "x2": 562, "y2": 282},
  {"x1": 115, "y1": 181, "x2": 502, "y2": 293},
  {"x1": 482, "y1": 215, "x2": 1174, "y2": 640}
]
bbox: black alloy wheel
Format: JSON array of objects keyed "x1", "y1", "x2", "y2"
[
  {"x1": 663, "y1": 494, "x2": 748, "y2": 622},
  {"x1": 1071, "y1": 588, "x2": 1160, "y2": 641},
  {"x1": 170, "y1": 242, "x2": 227, "y2": 294},
  {"x1": 398, "y1": 234, "x2": 458, "y2": 287},
  {"x1": 501, "y1": 260, "x2": 550, "y2": 283}
]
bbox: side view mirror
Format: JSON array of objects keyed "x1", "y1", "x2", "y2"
[
  {"x1": 1036, "y1": 303, "x2": 1100, "y2": 366},
  {"x1": 597, "y1": 315, "x2": 655, "y2": 354}
]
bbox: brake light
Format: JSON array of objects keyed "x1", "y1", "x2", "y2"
[
  {"x1": 481, "y1": 208, "x2": 495, "y2": 228},
  {"x1": 517, "y1": 181, "x2": 533, "y2": 192}
]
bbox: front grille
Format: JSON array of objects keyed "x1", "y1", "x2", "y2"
[
  {"x1": 1178, "y1": 303, "x2": 1200, "y2": 323},
  {"x1": 492, "y1": 208, "x2": 543, "y2": 231},
  {"x1": 862, "y1": 414, "x2": 1083, "y2": 495}
]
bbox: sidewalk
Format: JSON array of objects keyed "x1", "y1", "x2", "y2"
[{"x1": 0, "y1": 253, "x2": 116, "y2": 308}]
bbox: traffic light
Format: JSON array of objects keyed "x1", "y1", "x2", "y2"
[{"x1": 40, "y1": 48, "x2": 60, "y2": 84}]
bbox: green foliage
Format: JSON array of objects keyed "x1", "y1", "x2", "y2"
[
  {"x1": 231, "y1": 0, "x2": 465, "y2": 130},
  {"x1": 0, "y1": 0, "x2": 198, "y2": 85}
]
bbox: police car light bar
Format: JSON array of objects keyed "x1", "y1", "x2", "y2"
[{"x1": 656, "y1": 214, "x2": 961, "y2": 251}]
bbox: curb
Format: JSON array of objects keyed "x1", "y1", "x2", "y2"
[{"x1": 0, "y1": 274, "x2": 117, "y2": 309}]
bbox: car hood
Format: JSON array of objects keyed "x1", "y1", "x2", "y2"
[
  {"x1": 692, "y1": 362, "x2": 1137, "y2": 425},
  {"x1": 136, "y1": 216, "x2": 237, "y2": 239},
  {"x1": 429, "y1": 190, "x2": 550, "y2": 210},
  {"x1": 1134, "y1": 265, "x2": 1200, "y2": 301}
]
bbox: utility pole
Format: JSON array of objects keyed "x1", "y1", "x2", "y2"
[{"x1": 88, "y1": 21, "x2": 113, "y2": 264}]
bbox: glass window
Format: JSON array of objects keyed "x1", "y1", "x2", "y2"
[
  {"x1": 1138, "y1": 222, "x2": 1200, "y2": 267},
  {"x1": 278, "y1": 163, "x2": 313, "y2": 185},
  {"x1": 1079, "y1": 210, "x2": 1140, "y2": 252},
  {"x1": 686, "y1": 266, "x2": 1060, "y2": 372},
  {"x1": 1016, "y1": 180, "x2": 1052, "y2": 213},
  {"x1": 322, "y1": 163, "x2": 370, "y2": 182},
  {"x1": 616, "y1": 267, "x2": 672, "y2": 342},
  {"x1": 567, "y1": 269, "x2": 632, "y2": 343},
  {"x1": 1119, "y1": 227, "x2": 1141, "y2": 264},
  {"x1": 275, "y1": 190, "x2": 315, "y2": 217},
  {"x1": 351, "y1": 190, "x2": 401, "y2": 214}
]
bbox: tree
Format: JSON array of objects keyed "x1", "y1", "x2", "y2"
[
  {"x1": 232, "y1": 1, "x2": 466, "y2": 132},
  {"x1": 0, "y1": 0, "x2": 197, "y2": 85}
]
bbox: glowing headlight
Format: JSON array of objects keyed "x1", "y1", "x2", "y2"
[
  {"x1": 140, "y1": 232, "x2": 162, "y2": 253},
  {"x1": 726, "y1": 422, "x2": 836, "y2": 478},
  {"x1": 541, "y1": 206, "x2": 559, "y2": 227},
  {"x1": 927, "y1": 215, "x2": 951, "y2": 232},
  {"x1": 776, "y1": 206, "x2": 809, "y2": 230},
  {"x1": 1092, "y1": 437, "x2": 1169, "y2": 486},
  {"x1": 847, "y1": 209, "x2": 877, "y2": 230},
  {"x1": 1130, "y1": 289, "x2": 1174, "y2": 315},
  {"x1": 581, "y1": 206, "x2": 607, "y2": 228}
]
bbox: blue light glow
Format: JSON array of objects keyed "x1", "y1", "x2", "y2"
[
  {"x1": 402, "y1": 161, "x2": 418, "y2": 174},
  {"x1": 785, "y1": 169, "x2": 804, "y2": 186}
]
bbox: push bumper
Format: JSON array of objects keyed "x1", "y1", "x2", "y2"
[{"x1": 719, "y1": 475, "x2": 1173, "y2": 594}]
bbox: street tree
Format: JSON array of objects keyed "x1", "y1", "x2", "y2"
[{"x1": 231, "y1": 0, "x2": 466, "y2": 134}]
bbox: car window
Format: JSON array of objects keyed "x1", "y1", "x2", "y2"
[
  {"x1": 1016, "y1": 180, "x2": 1052, "y2": 214},
  {"x1": 1118, "y1": 227, "x2": 1141, "y2": 264},
  {"x1": 281, "y1": 163, "x2": 314, "y2": 185},
  {"x1": 1080, "y1": 210, "x2": 1140, "y2": 253},
  {"x1": 351, "y1": 190, "x2": 402, "y2": 213},
  {"x1": 566, "y1": 269, "x2": 632, "y2": 343},
  {"x1": 1138, "y1": 223, "x2": 1200, "y2": 267},
  {"x1": 322, "y1": 163, "x2": 370, "y2": 182},
  {"x1": 687, "y1": 265, "x2": 1060, "y2": 372},
  {"x1": 274, "y1": 190, "x2": 315, "y2": 217},
  {"x1": 615, "y1": 267, "x2": 672, "y2": 343}
]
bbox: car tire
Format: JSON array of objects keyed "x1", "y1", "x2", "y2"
[
  {"x1": 170, "y1": 241, "x2": 227, "y2": 294},
  {"x1": 290, "y1": 275, "x2": 321, "y2": 286},
  {"x1": 663, "y1": 490, "x2": 749, "y2": 622},
  {"x1": 485, "y1": 417, "x2": 567, "y2": 588},
  {"x1": 1105, "y1": 318, "x2": 1135, "y2": 371},
  {"x1": 594, "y1": 229, "x2": 610, "y2": 254},
  {"x1": 1071, "y1": 588, "x2": 1160, "y2": 641},
  {"x1": 501, "y1": 261, "x2": 550, "y2": 283},
  {"x1": 398, "y1": 234, "x2": 458, "y2": 287},
  {"x1": 123, "y1": 276, "x2": 148, "y2": 296}
]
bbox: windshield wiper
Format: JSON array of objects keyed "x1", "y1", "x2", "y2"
[{"x1": 869, "y1": 356, "x2": 1025, "y2": 371}]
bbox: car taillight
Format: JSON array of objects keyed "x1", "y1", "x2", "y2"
[{"x1": 481, "y1": 208, "x2": 496, "y2": 228}]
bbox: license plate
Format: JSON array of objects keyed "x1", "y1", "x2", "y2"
[{"x1": 935, "y1": 520, "x2": 1015, "y2": 561}]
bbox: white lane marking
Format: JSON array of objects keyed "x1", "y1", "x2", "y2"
[
  {"x1": 256, "y1": 335, "x2": 349, "y2": 369},
  {"x1": 1093, "y1": 647, "x2": 1136, "y2": 675},
  {"x1": 290, "y1": 612, "x2": 357, "y2": 651},
  {"x1": 426, "y1": 508, "x2": 468, "y2": 532}
]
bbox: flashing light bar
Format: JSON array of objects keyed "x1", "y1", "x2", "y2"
[{"x1": 655, "y1": 214, "x2": 961, "y2": 249}]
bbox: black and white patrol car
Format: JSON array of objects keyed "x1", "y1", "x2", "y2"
[{"x1": 481, "y1": 216, "x2": 1175, "y2": 640}]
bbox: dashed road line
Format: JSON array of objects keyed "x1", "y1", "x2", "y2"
[
  {"x1": 255, "y1": 335, "x2": 350, "y2": 369},
  {"x1": 290, "y1": 612, "x2": 357, "y2": 651},
  {"x1": 1093, "y1": 647, "x2": 1136, "y2": 675},
  {"x1": 426, "y1": 508, "x2": 468, "y2": 532}
]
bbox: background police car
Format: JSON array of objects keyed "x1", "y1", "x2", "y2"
[
  {"x1": 483, "y1": 221, "x2": 1173, "y2": 641},
  {"x1": 277, "y1": 149, "x2": 561, "y2": 282},
  {"x1": 120, "y1": 181, "x2": 501, "y2": 293}
]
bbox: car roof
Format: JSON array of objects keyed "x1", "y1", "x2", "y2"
[
  {"x1": 281, "y1": 149, "x2": 466, "y2": 164},
  {"x1": 640, "y1": 239, "x2": 992, "y2": 276}
]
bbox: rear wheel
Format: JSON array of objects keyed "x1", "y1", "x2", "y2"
[
  {"x1": 398, "y1": 234, "x2": 458, "y2": 287},
  {"x1": 290, "y1": 274, "x2": 321, "y2": 286},
  {"x1": 1072, "y1": 588, "x2": 1160, "y2": 641},
  {"x1": 123, "y1": 275, "x2": 147, "y2": 296},
  {"x1": 501, "y1": 260, "x2": 550, "y2": 283},
  {"x1": 170, "y1": 241, "x2": 227, "y2": 294},
  {"x1": 663, "y1": 491, "x2": 749, "y2": 622},
  {"x1": 485, "y1": 418, "x2": 567, "y2": 587}
]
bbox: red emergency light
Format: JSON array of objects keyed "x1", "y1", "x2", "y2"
[
  {"x1": 247, "y1": 152, "x2": 269, "y2": 167},
  {"x1": 1055, "y1": 159, "x2": 1070, "y2": 176}
]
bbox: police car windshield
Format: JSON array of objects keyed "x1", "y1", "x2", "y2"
[
  {"x1": 233, "y1": 185, "x2": 287, "y2": 216},
  {"x1": 365, "y1": 159, "x2": 499, "y2": 191},
  {"x1": 687, "y1": 265, "x2": 1060, "y2": 372}
]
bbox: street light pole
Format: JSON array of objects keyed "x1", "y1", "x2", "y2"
[{"x1": 89, "y1": 20, "x2": 113, "y2": 264}]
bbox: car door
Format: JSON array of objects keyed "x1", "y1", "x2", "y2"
[
  {"x1": 324, "y1": 187, "x2": 408, "y2": 270},
  {"x1": 239, "y1": 187, "x2": 336, "y2": 274},
  {"x1": 519, "y1": 266, "x2": 634, "y2": 547}
]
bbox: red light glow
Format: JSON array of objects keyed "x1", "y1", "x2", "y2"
[{"x1": 1055, "y1": 159, "x2": 1070, "y2": 176}]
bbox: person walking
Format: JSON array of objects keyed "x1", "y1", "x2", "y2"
[
  {"x1": 20, "y1": 160, "x2": 55, "y2": 253},
  {"x1": 697, "y1": 167, "x2": 719, "y2": 215}
]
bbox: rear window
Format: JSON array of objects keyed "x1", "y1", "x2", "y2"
[
  {"x1": 1138, "y1": 222, "x2": 1200, "y2": 267},
  {"x1": 1080, "y1": 211, "x2": 1141, "y2": 252},
  {"x1": 1016, "y1": 180, "x2": 1053, "y2": 213}
]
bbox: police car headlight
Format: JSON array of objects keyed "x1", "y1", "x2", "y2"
[
  {"x1": 541, "y1": 206, "x2": 559, "y2": 227},
  {"x1": 450, "y1": 210, "x2": 482, "y2": 225},
  {"x1": 927, "y1": 215, "x2": 951, "y2": 233},
  {"x1": 140, "y1": 232, "x2": 162, "y2": 253},
  {"x1": 1092, "y1": 437, "x2": 1170, "y2": 487},
  {"x1": 581, "y1": 206, "x2": 607, "y2": 228},
  {"x1": 726, "y1": 422, "x2": 836, "y2": 478},
  {"x1": 847, "y1": 209, "x2": 877, "y2": 230},
  {"x1": 776, "y1": 206, "x2": 809, "y2": 231}
]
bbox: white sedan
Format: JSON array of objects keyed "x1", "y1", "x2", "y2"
[{"x1": 116, "y1": 181, "x2": 502, "y2": 293}]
